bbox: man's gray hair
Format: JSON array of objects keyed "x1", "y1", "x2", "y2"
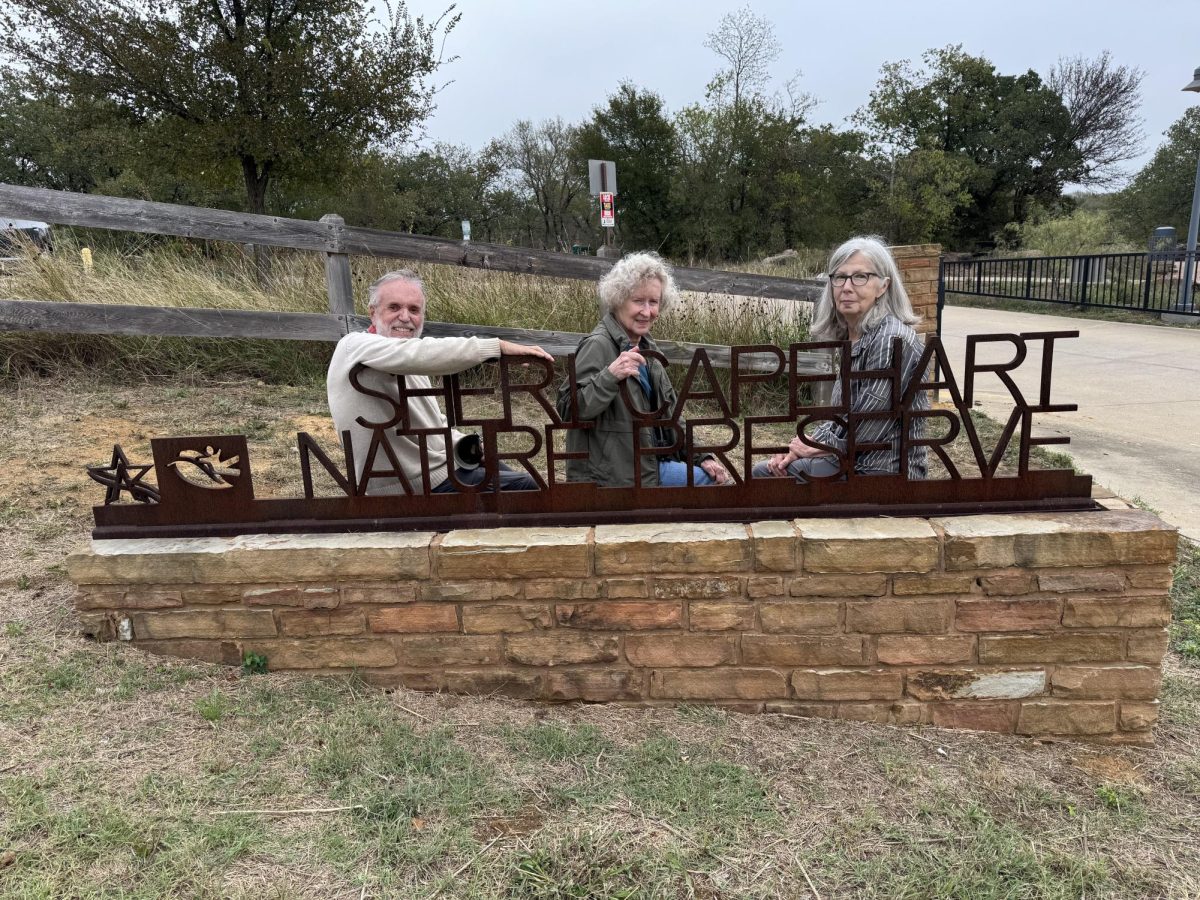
[
  {"x1": 367, "y1": 269, "x2": 424, "y2": 310},
  {"x1": 597, "y1": 251, "x2": 680, "y2": 316},
  {"x1": 810, "y1": 235, "x2": 920, "y2": 341}
]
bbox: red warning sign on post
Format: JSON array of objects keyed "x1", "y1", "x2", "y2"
[{"x1": 599, "y1": 192, "x2": 615, "y2": 228}]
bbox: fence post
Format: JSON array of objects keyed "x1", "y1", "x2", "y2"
[
  {"x1": 1078, "y1": 256, "x2": 1092, "y2": 308},
  {"x1": 320, "y1": 213, "x2": 354, "y2": 317}
]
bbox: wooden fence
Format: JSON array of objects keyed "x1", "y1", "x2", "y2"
[{"x1": 0, "y1": 183, "x2": 827, "y2": 372}]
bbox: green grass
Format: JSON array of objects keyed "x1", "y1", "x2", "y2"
[{"x1": 1170, "y1": 540, "x2": 1200, "y2": 662}]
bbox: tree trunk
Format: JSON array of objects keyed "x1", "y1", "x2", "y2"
[{"x1": 241, "y1": 155, "x2": 273, "y2": 289}]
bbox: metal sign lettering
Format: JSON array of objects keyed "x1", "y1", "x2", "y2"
[{"x1": 88, "y1": 332, "x2": 1095, "y2": 538}]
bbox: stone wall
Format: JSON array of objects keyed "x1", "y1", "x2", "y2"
[
  {"x1": 68, "y1": 509, "x2": 1175, "y2": 745},
  {"x1": 891, "y1": 243, "x2": 939, "y2": 336}
]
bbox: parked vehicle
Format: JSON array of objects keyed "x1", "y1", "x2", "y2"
[{"x1": 0, "y1": 219, "x2": 53, "y2": 263}]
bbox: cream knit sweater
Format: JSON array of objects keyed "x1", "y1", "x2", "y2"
[{"x1": 327, "y1": 331, "x2": 502, "y2": 494}]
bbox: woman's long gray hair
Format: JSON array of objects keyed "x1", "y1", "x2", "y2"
[{"x1": 810, "y1": 236, "x2": 920, "y2": 341}]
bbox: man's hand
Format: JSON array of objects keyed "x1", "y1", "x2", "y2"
[
  {"x1": 700, "y1": 458, "x2": 730, "y2": 484},
  {"x1": 607, "y1": 349, "x2": 645, "y2": 380},
  {"x1": 766, "y1": 452, "x2": 797, "y2": 477},
  {"x1": 498, "y1": 340, "x2": 554, "y2": 362},
  {"x1": 788, "y1": 434, "x2": 828, "y2": 460}
]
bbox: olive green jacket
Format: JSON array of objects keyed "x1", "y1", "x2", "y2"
[{"x1": 565, "y1": 314, "x2": 703, "y2": 487}]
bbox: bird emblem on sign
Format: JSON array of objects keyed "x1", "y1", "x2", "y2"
[{"x1": 168, "y1": 446, "x2": 241, "y2": 490}]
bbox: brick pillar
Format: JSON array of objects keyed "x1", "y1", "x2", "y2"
[{"x1": 889, "y1": 244, "x2": 941, "y2": 337}]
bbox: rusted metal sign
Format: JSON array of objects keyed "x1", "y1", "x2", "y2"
[{"x1": 88, "y1": 332, "x2": 1095, "y2": 538}]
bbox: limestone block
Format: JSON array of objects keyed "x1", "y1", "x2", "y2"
[
  {"x1": 1017, "y1": 701, "x2": 1117, "y2": 735},
  {"x1": 1062, "y1": 596, "x2": 1171, "y2": 629},
  {"x1": 524, "y1": 580, "x2": 587, "y2": 601},
  {"x1": 1051, "y1": 665, "x2": 1161, "y2": 700},
  {"x1": 77, "y1": 589, "x2": 180, "y2": 611},
  {"x1": 747, "y1": 576, "x2": 784, "y2": 598},
  {"x1": 556, "y1": 602, "x2": 682, "y2": 630},
  {"x1": 930, "y1": 702, "x2": 1016, "y2": 733},
  {"x1": 341, "y1": 582, "x2": 420, "y2": 604},
  {"x1": 791, "y1": 668, "x2": 904, "y2": 701},
  {"x1": 689, "y1": 602, "x2": 757, "y2": 631},
  {"x1": 70, "y1": 533, "x2": 436, "y2": 585},
  {"x1": 437, "y1": 527, "x2": 591, "y2": 580},
  {"x1": 625, "y1": 634, "x2": 737, "y2": 667},
  {"x1": 651, "y1": 668, "x2": 788, "y2": 700},
  {"x1": 764, "y1": 701, "x2": 837, "y2": 719},
  {"x1": 978, "y1": 633, "x2": 1122, "y2": 664},
  {"x1": 937, "y1": 511, "x2": 1176, "y2": 570},
  {"x1": 955, "y1": 597, "x2": 1063, "y2": 632},
  {"x1": 131, "y1": 609, "x2": 276, "y2": 640},
  {"x1": 246, "y1": 638, "x2": 396, "y2": 670},
  {"x1": 653, "y1": 576, "x2": 743, "y2": 600},
  {"x1": 594, "y1": 523, "x2": 751, "y2": 575},
  {"x1": 205, "y1": 533, "x2": 433, "y2": 582},
  {"x1": 845, "y1": 598, "x2": 950, "y2": 634},
  {"x1": 1037, "y1": 571, "x2": 1126, "y2": 593},
  {"x1": 798, "y1": 518, "x2": 938, "y2": 573},
  {"x1": 906, "y1": 668, "x2": 1046, "y2": 701},
  {"x1": 742, "y1": 634, "x2": 864, "y2": 666},
  {"x1": 1119, "y1": 700, "x2": 1159, "y2": 731},
  {"x1": 789, "y1": 574, "x2": 888, "y2": 597},
  {"x1": 605, "y1": 578, "x2": 648, "y2": 598},
  {"x1": 545, "y1": 669, "x2": 646, "y2": 701},
  {"x1": 181, "y1": 587, "x2": 246, "y2": 605},
  {"x1": 504, "y1": 633, "x2": 619, "y2": 666},
  {"x1": 440, "y1": 670, "x2": 541, "y2": 700},
  {"x1": 243, "y1": 587, "x2": 339, "y2": 609},
  {"x1": 978, "y1": 573, "x2": 1037, "y2": 596},
  {"x1": 875, "y1": 635, "x2": 975, "y2": 665},
  {"x1": 394, "y1": 635, "x2": 502, "y2": 667},
  {"x1": 367, "y1": 604, "x2": 458, "y2": 633},
  {"x1": 1126, "y1": 629, "x2": 1170, "y2": 663},
  {"x1": 461, "y1": 604, "x2": 554, "y2": 634},
  {"x1": 759, "y1": 601, "x2": 839, "y2": 633},
  {"x1": 891, "y1": 573, "x2": 976, "y2": 596},
  {"x1": 420, "y1": 581, "x2": 501, "y2": 602},
  {"x1": 750, "y1": 521, "x2": 799, "y2": 571},
  {"x1": 278, "y1": 609, "x2": 366, "y2": 637},
  {"x1": 1125, "y1": 568, "x2": 1173, "y2": 591}
]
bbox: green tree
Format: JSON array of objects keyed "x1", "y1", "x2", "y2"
[
  {"x1": 1112, "y1": 108, "x2": 1200, "y2": 242},
  {"x1": 859, "y1": 46, "x2": 1084, "y2": 249},
  {"x1": 574, "y1": 83, "x2": 680, "y2": 252},
  {"x1": 1, "y1": 0, "x2": 457, "y2": 215}
]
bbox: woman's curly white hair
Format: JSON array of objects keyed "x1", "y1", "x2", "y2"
[{"x1": 597, "y1": 251, "x2": 680, "y2": 315}]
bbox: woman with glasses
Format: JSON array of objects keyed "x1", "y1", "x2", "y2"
[{"x1": 754, "y1": 235, "x2": 929, "y2": 481}]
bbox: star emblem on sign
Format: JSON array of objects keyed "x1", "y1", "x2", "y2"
[{"x1": 86, "y1": 445, "x2": 160, "y2": 504}]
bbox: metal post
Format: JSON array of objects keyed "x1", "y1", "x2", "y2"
[{"x1": 1181, "y1": 149, "x2": 1200, "y2": 312}]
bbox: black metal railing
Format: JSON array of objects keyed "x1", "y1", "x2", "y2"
[{"x1": 941, "y1": 250, "x2": 1199, "y2": 317}]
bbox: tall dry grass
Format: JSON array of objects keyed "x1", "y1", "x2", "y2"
[{"x1": 0, "y1": 230, "x2": 813, "y2": 386}]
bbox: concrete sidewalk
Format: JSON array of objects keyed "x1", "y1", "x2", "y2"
[{"x1": 938, "y1": 305, "x2": 1200, "y2": 542}]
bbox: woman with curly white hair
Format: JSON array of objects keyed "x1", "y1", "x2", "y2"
[
  {"x1": 565, "y1": 251, "x2": 730, "y2": 487},
  {"x1": 755, "y1": 235, "x2": 929, "y2": 481}
]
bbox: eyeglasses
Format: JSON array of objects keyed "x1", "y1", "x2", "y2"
[{"x1": 829, "y1": 271, "x2": 882, "y2": 287}]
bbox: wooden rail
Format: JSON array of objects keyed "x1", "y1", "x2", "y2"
[
  {"x1": 0, "y1": 183, "x2": 825, "y2": 305},
  {"x1": 0, "y1": 183, "x2": 830, "y2": 375},
  {"x1": 0, "y1": 299, "x2": 825, "y2": 373}
]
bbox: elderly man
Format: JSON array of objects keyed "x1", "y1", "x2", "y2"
[{"x1": 328, "y1": 270, "x2": 553, "y2": 495}]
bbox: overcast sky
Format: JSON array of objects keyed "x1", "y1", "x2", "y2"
[{"x1": 401, "y1": 0, "x2": 1199, "y2": 187}]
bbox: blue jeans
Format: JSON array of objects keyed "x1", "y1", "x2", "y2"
[
  {"x1": 658, "y1": 460, "x2": 715, "y2": 486},
  {"x1": 432, "y1": 464, "x2": 538, "y2": 492}
]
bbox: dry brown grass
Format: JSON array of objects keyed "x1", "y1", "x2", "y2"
[{"x1": 1, "y1": 371, "x2": 1198, "y2": 898}]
